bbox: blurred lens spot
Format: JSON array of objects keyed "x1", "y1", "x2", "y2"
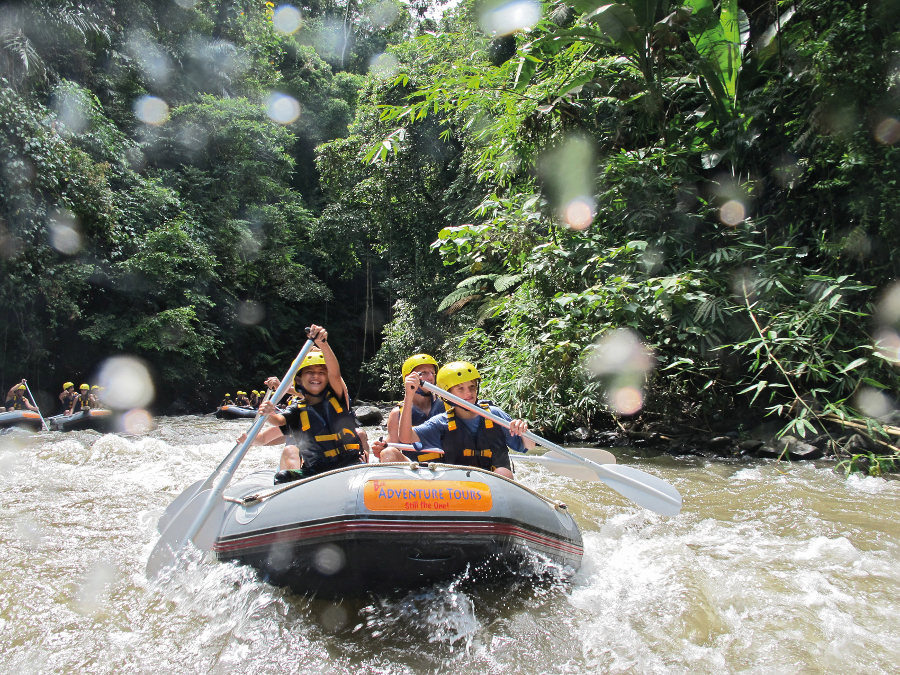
[
  {"x1": 369, "y1": 52, "x2": 399, "y2": 79},
  {"x1": 319, "y1": 603, "x2": 349, "y2": 632},
  {"x1": 126, "y1": 32, "x2": 172, "y2": 86},
  {"x1": 174, "y1": 0, "x2": 199, "y2": 8},
  {"x1": 122, "y1": 408, "x2": 154, "y2": 434},
  {"x1": 874, "y1": 328, "x2": 900, "y2": 364},
  {"x1": 563, "y1": 196, "x2": 595, "y2": 230},
  {"x1": 732, "y1": 269, "x2": 758, "y2": 302},
  {"x1": 177, "y1": 122, "x2": 208, "y2": 151},
  {"x1": 48, "y1": 208, "x2": 83, "y2": 255},
  {"x1": 52, "y1": 86, "x2": 89, "y2": 136},
  {"x1": 273, "y1": 5, "x2": 302, "y2": 33},
  {"x1": 267, "y1": 93, "x2": 300, "y2": 125},
  {"x1": 586, "y1": 329, "x2": 654, "y2": 377},
  {"x1": 877, "y1": 282, "x2": 900, "y2": 326},
  {"x1": 479, "y1": 0, "x2": 542, "y2": 35},
  {"x1": 610, "y1": 386, "x2": 643, "y2": 415},
  {"x1": 313, "y1": 543, "x2": 346, "y2": 575},
  {"x1": 96, "y1": 356, "x2": 155, "y2": 410},
  {"x1": 772, "y1": 155, "x2": 801, "y2": 187},
  {"x1": 134, "y1": 96, "x2": 170, "y2": 125},
  {"x1": 719, "y1": 200, "x2": 745, "y2": 226},
  {"x1": 874, "y1": 117, "x2": 900, "y2": 145},
  {"x1": 237, "y1": 300, "x2": 265, "y2": 325},
  {"x1": 856, "y1": 387, "x2": 893, "y2": 419},
  {"x1": 74, "y1": 560, "x2": 117, "y2": 618},
  {"x1": 367, "y1": 0, "x2": 401, "y2": 28}
]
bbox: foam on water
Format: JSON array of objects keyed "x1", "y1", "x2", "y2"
[{"x1": 2, "y1": 421, "x2": 900, "y2": 673}]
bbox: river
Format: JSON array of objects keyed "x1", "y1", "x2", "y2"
[{"x1": 2, "y1": 415, "x2": 899, "y2": 674}]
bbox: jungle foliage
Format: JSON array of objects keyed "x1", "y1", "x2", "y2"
[{"x1": 2, "y1": 0, "x2": 899, "y2": 458}]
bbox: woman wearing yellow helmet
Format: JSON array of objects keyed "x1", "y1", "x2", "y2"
[
  {"x1": 59, "y1": 382, "x2": 76, "y2": 413},
  {"x1": 252, "y1": 324, "x2": 366, "y2": 484},
  {"x1": 376, "y1": 354, "x2": 444, "y2": 463},
  {"x1": 4, "y1": 382, "x2": 38, "y2": 412},
  {"x1": 398, "y1": 361, "x2": 535, "y2": 478},
  {"x1": 68, "y1": 384, "x2": 93, "y2": 415}
]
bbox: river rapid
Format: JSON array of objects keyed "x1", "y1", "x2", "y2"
[{"x1": 2, "y1": 415, "x2": 899, "y2": 674}]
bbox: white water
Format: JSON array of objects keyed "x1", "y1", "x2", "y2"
[{"x1": 2, "y1": 416, "x2": 899, "y2": 673}]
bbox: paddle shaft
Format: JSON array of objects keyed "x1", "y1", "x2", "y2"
[
  {"x1": 180, "y1": 339, "x2": 315, "y2": 545},
  {"x1": 420, "y1": 381, "x2": 681, "y2": 513},
  {"x1": 22, "y1": 381, "x2": 48, "y2": 431}
]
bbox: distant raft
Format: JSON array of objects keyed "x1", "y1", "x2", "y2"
[
  {"x1": 161, "y1": 462, "x2": 584, "y2": 599},
  {"x1": 214, "y1": 405, "x2": 257, "y2": 420},
  {"x1": 47, "y1": 409, "x2": 115, "y2": 432},
  {"x1": 0, "y1": 410, "x2": 44, "y2": 431}
]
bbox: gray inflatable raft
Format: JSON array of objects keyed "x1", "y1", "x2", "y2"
[{"x1": 212, "y1": 462, "x2": 583, "y2": 598}]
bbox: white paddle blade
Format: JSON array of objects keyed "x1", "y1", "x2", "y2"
[
  {"x1": 591, "y1": 464, "x2": 682, "y2": 516},
  {"x1": 146, "y1": 489, "x2": 228, "y2": 578},
  {"x1": 157, "y1": 478, "x2": 205, "y2": 534},
  {"x1": 547, "y1": 448, "x2": 616, "y2": 464},
  {"x1": 513, "y1": 454, "x2": 601, "y2": 481}
]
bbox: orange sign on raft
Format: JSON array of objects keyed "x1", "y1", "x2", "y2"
[{"x1": 364, "y1": 480, "x2": 493, "y2": 512}]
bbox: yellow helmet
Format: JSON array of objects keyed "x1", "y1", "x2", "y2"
[
  {"x1": 299, "y1": 351, "x2": 327, "y2": 370},
  {"x1": 80, "y1": 384, "x2": 89, "y2": 390},
  {"x1": 63, "y1": 382, "x2": 74, "y2": 389},
  {"x1": 436, "y1": 361, "x2": 481, "y2": 390},
  {"x1": 16, "y1": 384, "x2": 26, "y2": 391},
  {"x1": 401, "y1": 353, "x2": 439, "y2": 378},
  {"x1": 91, "y1": 385, "x2": 100, "y2": 390},
  {"x1": 236, "y1": 391, "x2": 244, "y2": 395}
]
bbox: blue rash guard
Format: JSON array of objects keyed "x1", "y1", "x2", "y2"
[{"x1": 411, "y1": 404, "x2": 527, "y2": 467}]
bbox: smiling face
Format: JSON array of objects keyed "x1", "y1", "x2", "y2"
[
  {"x1": 412, "y1": 364, "x2": 437, "y2": 384},
  {"x1": 448, "y1": 379, "x2": 479, "y2": 403},
  {"x1": 298, "y1": 364, "x2": 329, "y2": 396}
]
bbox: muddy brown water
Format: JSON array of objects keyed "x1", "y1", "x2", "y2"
[{"x1": 1, "y1": 415, "x2": 899, "y2": 673}]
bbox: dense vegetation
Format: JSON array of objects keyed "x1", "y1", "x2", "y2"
[{"x1": 2, "y1": 0, "x2": 900, "y2": 468}]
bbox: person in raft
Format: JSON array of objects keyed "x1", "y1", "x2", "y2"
[
  {"x1": 59, "y1": 382, "x2": 76, "y2": 413},
  {"x1": 248, "y1": 390, "x2": 260, "y2": 408},
  {"x1": 220, "y1": 393, "x2": 234, "y2": 407},
  {"x1": 255, "y1": 325, "x2": 365, "y2": 484},
  {"x1": 234, "y1": 391, "x2": 250, "y2": 407},
  {"x1": 67, "y1": 384, "x2": 93, "y2": 415},
  {"x1": 4, "y1": 383, "x2": 38, "y2": 412},
  {"x1": 397, "y1": 361, "x2": 535, "y2": 479},
  {"x1": 374, "y1": 353, "x2": 445, "y2": 463}
]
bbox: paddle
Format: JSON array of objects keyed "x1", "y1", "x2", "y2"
[
  {"x1": 156, "y1": 389, "x2": 275, "y2": 535},
  {"x1": 147, "y1": 336, "x2": 316, "y2": 577},
  {"x1": 419, "y1": 381, "x2": 682, "y2": 516},
  {"x1": 22, "y1": 380, "x2": 48, "y2": 432}
]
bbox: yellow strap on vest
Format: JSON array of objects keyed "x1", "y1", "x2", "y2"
[
  {"x1": 446, "y1": 407, "x2": 456, "y2": 431},
  {"x1": 315, "y1": 433, "x2": 338, "y2": 442},
  {"x1": 480, "y1": 402, "x2": 493, "y2": 428},
  {"x1": 300, "y1": 409, "x2": 310, "y2": 431},
  {"x1": 323, "y1": 448, "x2": 339, "y2": 458},
  {"x1": 463, "y1": 448, "x2": 492, "y2": 458},
  {"x1": 418, "y1": 452, "x2": 442, "y2": 461},
  {"x1": 329, "y1": 395, "x2": 343, "y2": 413}
]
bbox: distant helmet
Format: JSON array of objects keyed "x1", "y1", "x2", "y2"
[
  {"x1": 436, "y1": 362, "x2": 481, "y2": 391},
  {"x1": 16, "y1": 384, "x2": 26, "y2": 391},
  {"x1": 80, "y1": 384, "x2": 89, "y2": 390},
  {"x1": 91, "y1": 385, "x2": 100, "y2": 390},
  {"x1": 299, "y1": 351, "x2": 327, "y2": 371},
  {"x1": 401, "y1": 354, "x2": 439, "y2": 378},
  {"x1": 237, "y1": 391, "x2": 244, "y2": 395},
  {"x1": 224, "y1": 393, "x2": 230, "y2": 397},
  {"x1": 63, "y1": 382, "x2": 74, "y2": 389}
]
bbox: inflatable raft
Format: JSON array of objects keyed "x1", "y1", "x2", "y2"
[
  {"x1": 215, "y1": 405, "x2": 257, "y2": 420},
  {"x1": 0, "y1": 410, "x2": 44, "y2": 431},
  {"x1": 195, "y1": 462, "x2": 583, "y2": 598},
  {"x1": 47, "y1": 409, "x2": 114, "y2": 432}
]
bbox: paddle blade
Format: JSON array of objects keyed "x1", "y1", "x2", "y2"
[
  {"x1": 514, "y1": 454, "x2": 601, "y2": 481},
  {"x1": 591, "y1": 464, "x2": 682, "y2": 516},
  {"x1": 547, "y1": 448, "x2": 616, "y2": 464},
  {"x1": 157, "y1": 478, "x2": 205, "y2": 534},
  {"x1": 146, "y1": 489, "x2": 228, "y2": 578}
]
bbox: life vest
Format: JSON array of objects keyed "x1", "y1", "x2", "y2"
[
  {"x1": 73, "y1": 393, "x2": 92, "y2": 413},
  {"x1": 440, "y1": 401, "x2": 508, "y2": 471},
  {"x1": 399, "y1": 395, "x2": 446, "y2": 462},
  {"x1": 8, "y1": 395, "x2": 28, "y2": 410},
  {"x1": 61, "y1": 392, "x2": 76, "y2": 412},
  {"x1": 287, "y1": 387, "x2": 362, "y2": 472}
]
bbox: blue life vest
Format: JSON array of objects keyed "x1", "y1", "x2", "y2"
[
  {"x1": 398, "y1": 395, "x2": 446, "y2": 461},
  {"x1": 440, "y1": 401, "x2": 509, "y2": 471}
]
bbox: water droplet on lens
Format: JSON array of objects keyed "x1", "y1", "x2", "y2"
[
  {"x1": 237, "y1": 301, "x2": 265, "y2": 325},
  {"x1": 48, "y1": 208, "x2": 82, "y2": 255},
  {"x1": 266, "y1": 93, "x2": 300, "y2": 125},
  {"x1": 479, "y1": 0, "x2": 542, "y2": 35},
  {"x1": 134, "y1": 95, "x2": 170, "y2": 125},
  {"x1": 719, "y1": 200, "x2": 745, "y2": 226},
  {"x1": 874, "y1": 117, "x2": 900, "y2": 145},
  {"x1": 313, "y1": 543, "x2": 346, "y2": 575},
  {"x1": 369, "y1": 52, "x2": 399, "y2": 79},
  {"x1": 96, "y1": 356, "x2": 155, "y2": 410},
  {"x1": 273, "y1": 5, "x2": 302, "y2": 33}
]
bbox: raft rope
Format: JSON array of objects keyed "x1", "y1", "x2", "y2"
[{"x1": 226, "y1": 461, "x2": 568, "y2": 511}]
